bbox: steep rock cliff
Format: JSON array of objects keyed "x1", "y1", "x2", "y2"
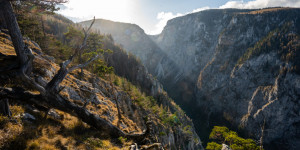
[{"x1": 155, "y1": 8, "x2": 300, "y2": 149}]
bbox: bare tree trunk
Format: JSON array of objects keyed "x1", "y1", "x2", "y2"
[
  {"x1": 79, "y1": 53, "x2": 84, "y2": 79},
  {"x1": 0, "y1": 1, "x2": 31, "y2": 117},
  {"x1": 0, "y1": 1, "x2": 30, "y2": 73},
  {"x1": 0, "y1": 6, "x2": 7, "y2": 29},
  {"x1": 0, "y1": 99, "x2": 11, "y2": 117},
  {"x1": 46, "y1": 62, "x2": 71, "y2": 92}
]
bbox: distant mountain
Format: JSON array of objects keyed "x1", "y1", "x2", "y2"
[
  {"x1": 80, "y1": 8, "x2": 300, "y2": 150},
  {"x1": 80, "y1": 19, "x2": 179, "y2": 82}
]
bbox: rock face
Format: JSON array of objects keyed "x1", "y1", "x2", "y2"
[
  {"x1": 194, "y1": 8, "x2": 300, "y2": 150},
  {"x1": 158, "y1": 8, "x2": 300, "y2": 150},
  {"x1": 82, "y1": 8, "x2": 300, "y2": 149}
]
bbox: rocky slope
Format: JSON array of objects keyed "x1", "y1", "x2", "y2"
[
  {"x1": 0, "y1": 29, "x2": 202, "y2": 149},
  {"x1": 82, "y1": 7, "x2": 300, "y2": 149}
]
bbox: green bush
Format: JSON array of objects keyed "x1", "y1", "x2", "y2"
[
  {"x1": 118, "y1": 136, "x2": 127, "y2": 144},
  {"x1": 209, "y1": 126, "x2": 229, "y2": 143},
  {"x1": 183, "y1": 125, "x2": 193, "y2": 137},
  {"x1": 159, "y1": 131, "x2": 166, "y2": 136},
  {"x1": 161, "y1": 114, "x2": 180, "y2": 126},
  {"x1": 85, "y1": 137, "x2": 103, "y2": 148},
  {"x1": 206, "y1": 142, "x2": 222, "y2": 150},
  {"x1": 207, "y1": 126, "x2": 260, "y2": 150}
]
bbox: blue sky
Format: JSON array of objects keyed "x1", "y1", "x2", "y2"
[{"x1": 58, "y1": 0, "x2": 300, "y2": 35}]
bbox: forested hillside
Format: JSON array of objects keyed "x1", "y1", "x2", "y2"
[{"x1": 0, "y1": 1, "x2": 202, "y2": 149}]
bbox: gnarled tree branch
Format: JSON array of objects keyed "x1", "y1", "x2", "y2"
[{"x1": 46, "y1": 17, "x2": 97, "y2": 92}]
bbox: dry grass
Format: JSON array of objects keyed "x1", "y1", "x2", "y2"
[
  {"x1": 0, "y1": 104, "x2": 127, "y2": 150},
  {"x1": 0, "y1": 33, "x2": 15, "y2": 56},
  {"x1": 239, "y1": 7, "x2": 292, "y2": 15},
  {"x1": 0, "y1": 32, "x2": 43, "y2": 56},
  {"x1": 0, "y1": 105, "x2": 24, "y2": 148}
]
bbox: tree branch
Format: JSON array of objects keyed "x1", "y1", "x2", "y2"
[
  {"x1": 45, "y1": 17, "x2": 97, "y2": 92},
  {"x1": 69, "y1": 54, "x2": 99, "y2": 72},
  {"x1": 78, "y1": 16, "x2": 95, "y2": 52}
]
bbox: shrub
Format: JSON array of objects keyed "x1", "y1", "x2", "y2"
[
  {"x1": 86, "y1": 137, "x2": 103, "y2": 148},
  {"x1": 161, "y1": 114, "x2": 180, "y2": 126},
  {"x1": 118, "y1": 136, "x2": 127, "y2": 144},
  {"x1": 209, "y1": 126, "x2": 229, "y2": 143},
  {"x1": 159, "y1": 131, "x2": 166, "y2": 136},
  {"x1": 207, "y1": 126, "x2": 260, "y2": 150},
  {"x1": 183, "y1": 125, "x2": 193, "y2": 137},
  {"x1": 206, "y1": 142, "x2": 222, "y2": 150}
]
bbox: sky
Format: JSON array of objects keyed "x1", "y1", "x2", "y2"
[{"x1": 58, "y1": 0, "x2": 300, "y2": 35}]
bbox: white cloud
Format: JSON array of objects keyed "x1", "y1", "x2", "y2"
[
  {"x1": 149, "y1": 12, "x2": 183, "y2": 35},
  {"x1": 192, "y1": 6, "x2": 211, "y2": 13},
  {"x1": 151, "y1": 7, "x2": 210, "y2": 35},
  {"x1": 58, "y1": 0, "x2": 138, "y2": 23},
  {"x1": 220, "y1": 0, "x2": 300, "y2": 9}
]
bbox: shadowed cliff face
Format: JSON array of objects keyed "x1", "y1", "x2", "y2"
[{"x1": 81, "y1": 8, "x2": 300, "y2": 149}]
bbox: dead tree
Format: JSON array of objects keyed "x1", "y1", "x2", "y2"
[
  {"x1": 0, "y1": 0, "x2": 149, "y2": 142},
  {"x1": 78, "y1": 17, "x2": 95, "y2": 79}
]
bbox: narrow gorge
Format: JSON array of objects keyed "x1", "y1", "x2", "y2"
[{"x1": 81, "y1": 7, "x2": 300, "y2": 150}]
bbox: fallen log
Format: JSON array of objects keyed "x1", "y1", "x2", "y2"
[{"x1": 0, "y1": 87, "x2": 150, "y2": 142}]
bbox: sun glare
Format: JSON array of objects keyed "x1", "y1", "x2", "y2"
[{"x1": 59, "y1": 0, "x2": 136, "y2": 23}]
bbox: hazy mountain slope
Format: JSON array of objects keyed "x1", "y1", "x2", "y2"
[{"x1": 79, "y1": 19, "x2": 180, "y2": 82}]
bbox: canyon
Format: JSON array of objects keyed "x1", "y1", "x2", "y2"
[{"x1": 81, "y1": 7, "x2": 300, "y2": 149}]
